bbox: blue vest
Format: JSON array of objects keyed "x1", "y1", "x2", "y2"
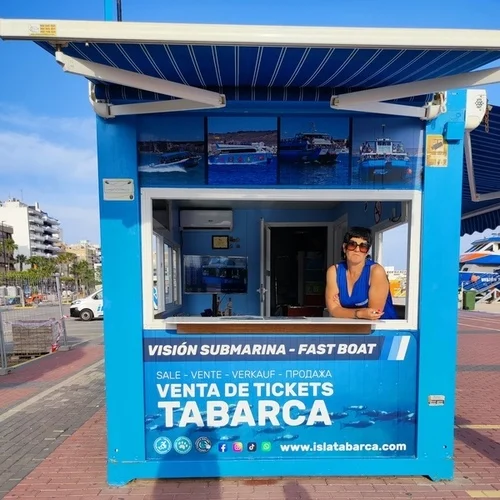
[{"x1": 335, "y1": 260, "x2": 398, "y2": 320}]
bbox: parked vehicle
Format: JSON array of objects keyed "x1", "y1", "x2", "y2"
[{"x1": 69, "y1": 289, "x2": 103, "y2": 321}]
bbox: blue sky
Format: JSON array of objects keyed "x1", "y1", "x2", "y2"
[{"x1": 1, "y1": 0, "x2": 500, "y2": 269}]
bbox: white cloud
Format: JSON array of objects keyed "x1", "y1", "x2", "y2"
[
  {"x1": 0, "y1": 130, "x2": 97, "y2": 180},
  {"x1": 0, "y1": 104, "x2": 96, "y2": 147},
  {"x1": 0, "y1": 104, "x2": 100, "y2": 244}
]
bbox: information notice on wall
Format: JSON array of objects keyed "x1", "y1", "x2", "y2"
[
  {"x1": 425, "y1": 134, "x2": 448, "y2": 168},
  {"x1": 142, "y1": 334, "x2": 417, "y2": 462}
]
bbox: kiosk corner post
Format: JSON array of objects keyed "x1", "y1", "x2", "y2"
[
  {"x1": 96, "y1": 115, "x2": 145, "y2": 486},
  {"x1": 417, "y1": 89, "x2": 467, "y2": 481}
]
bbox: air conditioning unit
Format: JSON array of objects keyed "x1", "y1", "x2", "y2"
[{"x1": 179, "y1": 210, "x2": 233, "y2": 230}]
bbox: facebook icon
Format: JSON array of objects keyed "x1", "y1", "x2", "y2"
[{"x1": 218, "y1": 443, "x2": 228, "y2": 453}]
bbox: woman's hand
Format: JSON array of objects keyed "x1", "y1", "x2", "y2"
[{"x1": 357, "y1": 308, "x2": 384, "y2": 320}]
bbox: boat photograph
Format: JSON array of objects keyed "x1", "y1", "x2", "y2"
[
  {"x1": 207, "y1": 143, "x2": 275, "y2": 167},
  {"x1": 207, "y1": 116, "x2": 278, "y2": 185},
  {"x1": 351, "y1": 117, "x2": 424, "y2": 189},
  {"x1": 279, "y1": 117, "x2": 351, "y2": 186},
  {"x1": 137, "y1": 115, "x2": 206, "y2": 186}
]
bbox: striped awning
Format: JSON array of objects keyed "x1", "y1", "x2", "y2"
[
  {"x1": 36, "y1": 41, "x2": 500, "y2": 104},
  {"x1": 35, "y1": 40, "x2": 500, "y2": 234},
  {"x1": 461, "y1": 103, "x2": 500, "y2": 235}
]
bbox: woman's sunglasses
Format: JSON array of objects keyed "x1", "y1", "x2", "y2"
[{"x1": 346, "y1": 240, "x2": 370, "y2": 253}]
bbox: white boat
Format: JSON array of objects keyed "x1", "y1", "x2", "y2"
[{"x1": 459, "y1": 234, "x2": 500, "y2": 297}]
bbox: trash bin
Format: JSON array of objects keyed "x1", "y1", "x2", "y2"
[{"x1": 462, "y1": 290, "x2": 476, "y2": 310}]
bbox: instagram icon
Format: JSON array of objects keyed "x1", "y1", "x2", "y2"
[{"x1": 232, "y1": 442, "x2": 243, "y2": 452}]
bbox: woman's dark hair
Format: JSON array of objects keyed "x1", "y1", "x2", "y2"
[{"x1": 341, "y1": 226, "x2": 372, "y2": 260}]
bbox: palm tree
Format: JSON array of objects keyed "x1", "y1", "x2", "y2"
[
  {"x1": 56, "y1": 252, "x2": 77, "y2": 277},
  {"x1": 3, "y1": 237, "x2": 18, "y2": 271},
  {"x1": 71, "y1": 259, "x2": 94, "y2": 295},
  {"x1": 27, "y1": 256, "x2": 57, "y2": 276},
  {"x1": 16, "y1": 254, "x2": 27, "y2": 271}
]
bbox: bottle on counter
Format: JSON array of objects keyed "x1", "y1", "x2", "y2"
[{"x1": 226, "y1": 298, "x2": 233, "y2": 316}]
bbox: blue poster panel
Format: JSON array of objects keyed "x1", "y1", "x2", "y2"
[
  {"x1": 351, "y1": 117, "x2": 424, "y2": 189},
  {"x1": 207, "y1": 117, "x2": 278, "y2": 185},
  {"x1": 143, "y1": 333, "x2": 417, "y2": 463},
  {"x1": 279, "y1": 117, "x2": 351, "y2": 186},
  {"x1": 137, "y1": 115, "x2": 206, "y2": 186}
]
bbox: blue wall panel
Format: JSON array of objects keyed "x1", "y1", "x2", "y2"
[
  {"x1": 96, "y1": 115, "x2": 147, "y2": 470},
  {"x1": 417, "y1": 89, "x2": 466, "y2": 479}
]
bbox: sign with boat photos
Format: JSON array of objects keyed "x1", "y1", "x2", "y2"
[
  {"x1": 136, "y1": 114, "x2": 424, "y2": 190},
  {"x1": 143, "y1": 333, "x2": 418, "y2": 461}
]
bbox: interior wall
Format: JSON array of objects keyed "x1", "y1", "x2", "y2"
[
  {"x1": 180, "y1": 207, "x2": 337, "y2": 315},
  {"x1": 332, "y1": 200, "x2": 402, "y2": 229}
]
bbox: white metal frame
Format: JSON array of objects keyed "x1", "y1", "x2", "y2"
[
  {"x1": 140, "y1": 187, "x2": 421, "y2": 331},
  {"x1": 2, "y1": 19, "x2": 500, "y2": 49},
  {"x1": 54, "y1": 52, "x2": 226, "y2": 118},
  {"x1": 464, "y1": 130, "x2": 500, "y2": 204},
  {"x1": 462, "y1": 201, "x2": 500, "y2": 221},
  {"x1": 370, "y1": 201, "x2": 412, "y2": 313},
  {"x1": 330, "y1": 68, "x2": 500, "y2": 118},
  {"x1": 141, "y1": 191, "x2": 182, "y2": 326},
  {"x1": 331, "y1": 214, "x2": 349, "y2": 265},
  {"x1": 262, "y1": 221, "x2": 335, "y2": 316}
]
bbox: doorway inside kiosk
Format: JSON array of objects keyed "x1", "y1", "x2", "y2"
[{"x1": 142, "y1": 193, "x2": 417, "y2": 327}]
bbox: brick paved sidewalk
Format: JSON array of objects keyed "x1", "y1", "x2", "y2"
[
  {"x1": 3, "y1": 311, "x2": 500, "y2": 500},
  {"x1": 0, "y1": 341, "x2": 105, "y2": 497},
  {"x1": 0, "y1": 343, "x2": 104, "y2": 411}
]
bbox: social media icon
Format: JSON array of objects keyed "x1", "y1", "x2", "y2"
[
  {"x1": 232, "y1": 442, "x2": 243, "y2": 452},
  {"x1": 218, "y1": 443, "x2": 228, "y2": 453},
  {"x1": 261, "y1": 441, "x2": 272, "y2": 452},
  {"x1": 247, "y1": 442, "x2": 257, "y2": 452}
]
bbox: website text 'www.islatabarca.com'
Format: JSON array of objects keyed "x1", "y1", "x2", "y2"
[{"x1": 279, "y1": 441, "x2": 407, "y2": 453}]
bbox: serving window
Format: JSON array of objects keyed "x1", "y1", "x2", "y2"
[{"x1": 141, "y1": 188, "x2": 421, "y2": 331}]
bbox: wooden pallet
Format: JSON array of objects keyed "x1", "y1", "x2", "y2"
[{"x1": 12, "y1": 320, "x2": 57, "y2": 355}]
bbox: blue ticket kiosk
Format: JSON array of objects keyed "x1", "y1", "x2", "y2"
[{"x1": 1, "y1": 14, "x2": 499, "y2": 487}]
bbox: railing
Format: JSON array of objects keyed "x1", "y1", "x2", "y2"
[{"x1": 0, "y1": 274, "x2": 69, "y2": 374}]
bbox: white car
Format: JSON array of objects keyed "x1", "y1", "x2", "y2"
[{"x1": 69, "y1": 289, "x2": 103, "y2": 321}]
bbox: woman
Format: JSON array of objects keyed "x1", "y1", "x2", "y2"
[{"x1": 325, "y1": 226, "x2": 398, "y2": 320}]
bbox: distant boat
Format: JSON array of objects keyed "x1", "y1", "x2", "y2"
[
  {"x1": 208, "y1": 143, "x2": 274, "y2": 166},
  {"x1": 279, "y1": 130, "x2": 340, "y2": 164},
  {"x1": 459, "y1": 234, "x2": 500, "y2": 283},
  {"x1": 139, "y1": 151, "x2": 201, "y2": 170},
  {"x1": 459, "y1": 234, "x2": 500, "y2": 305},
  {"x1": 358, "y1": 126, "x2": 412, "y2": 182},
  {"x1": 279, "y1": 134, "x2": 322, "y2": 163}
]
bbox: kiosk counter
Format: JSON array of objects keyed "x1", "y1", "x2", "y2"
[{"x1": 2, "y1": 14, "x2": 500, "y2": 487}]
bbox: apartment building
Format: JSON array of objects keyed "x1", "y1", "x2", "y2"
[
  {"x1": 66, "y1": 240, "x2": 101, "y2": 265},
  {"x1": 0, "y1": 199, "x2": 63, "y2": 260},
  {"x1": 66, "y1": 240, "x2": 102, "y2": 280},
  {"x1": 0, "y1": 222, "x2": 14, "y2": 271}
]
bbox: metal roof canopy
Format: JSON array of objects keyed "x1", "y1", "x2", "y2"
[{"x1": 1, "y1": 18, "x2": 500, "y2": 234}]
